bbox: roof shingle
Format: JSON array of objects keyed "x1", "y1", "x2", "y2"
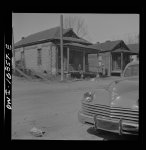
[
  {"x1": 14, "y1": 26, "x2": 91, "y2": 48},
  {"x1": 91, "y1": 40, "x2": 123, "y2": 51}
]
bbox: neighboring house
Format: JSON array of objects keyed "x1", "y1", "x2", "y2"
[
  {"x1": 127, "y1": 43, "x2": 139, "y2": 62},
  {"x1": 14, "y1": 26, "x2": 99, "y2": 76},
  {"x1": 91, "y1": 40, "x2": 137, "y2": 76}
]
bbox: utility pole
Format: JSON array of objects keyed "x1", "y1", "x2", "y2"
[
  {"x1": 60, "y1": 14, "x2": 64, "y2": 81},
  {"x1": 12, "y1": 27, "x2": 16, "y2": 73}
]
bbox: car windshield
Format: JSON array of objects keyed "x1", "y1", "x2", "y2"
[{"x1": 124, "y1": 64, "x2": 139, "y2": 77}]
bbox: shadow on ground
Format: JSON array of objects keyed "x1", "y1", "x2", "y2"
[{"x1": 87, "y1": 126, "x2": 138, "y2": 141}]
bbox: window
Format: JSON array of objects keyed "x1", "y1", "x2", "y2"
[
  {"x1": 21, "y1": 51, "x2": 24, "y2": 61},
  {"x1": 21, "y1": 51, "x2": 25, "y2": 66},
  {"x1": 124, "y1": 64, "x2": 139, "y2": 77},
  {"x1": 37, "y1": 48, "x2": 42, "y2": 65}
]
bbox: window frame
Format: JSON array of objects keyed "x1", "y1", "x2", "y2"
[{"x1": 37, "y1": 48, "x2": 42, "y2": 66}]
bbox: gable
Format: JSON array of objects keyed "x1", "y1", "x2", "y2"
[
  {"x1": 63, "y1": 29, "x2": 80, "y2": 39},
  {"x1": 93, "y1": 40, "x2": 128, "y2": 52},
  {"x1": 113, "y1": 40, "x2": 130, "y2": 51},
  {"x1": 100, "y1": 40, "x2": 121, "y2": 51}
]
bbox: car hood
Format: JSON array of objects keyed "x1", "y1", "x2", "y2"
[
  {"x1": 111, "y1": 90, "x2": 139, "y2": 110},
  {"x1": 93, "y1": 78, "x2": 139, "y2": 109},
  {"x1": 110, "y1": 78, "x2": 139, "y2": 109}
]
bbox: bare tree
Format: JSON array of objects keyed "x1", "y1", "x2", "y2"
[
  {"x1": 126, "y1": 33, "x2": 139, "y2": 44},
  {"x1": 136, "y1": 34, "x2": 139, "y2": 43},
  {"x1": 63, "y1": 16, "x2": 88, "y2": 38},
  {"x1": 111, "y1": 33, "x2": 139, "y2": 45}
]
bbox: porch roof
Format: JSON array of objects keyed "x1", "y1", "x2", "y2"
[
  {"x1": 91, "y1": 40, "x2": 126, "y2": 51},
  {"x1": 111, "y1": 48, "x2": 138, "y2": 54},
  {"x1": 63, "y1": 42, "x2": 100, "y2": 54}
]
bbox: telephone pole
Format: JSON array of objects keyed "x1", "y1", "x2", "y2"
[{"x1": 60, "y1": 15, "x2": 64, "y2": 81}]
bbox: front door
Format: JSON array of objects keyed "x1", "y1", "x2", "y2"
[{"x1": 112, "y1": 53, "x2": 121, "y2": 71}]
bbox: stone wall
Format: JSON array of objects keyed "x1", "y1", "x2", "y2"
[{"x1": 15, "y1": 42, "x2": 57, "y2": 75}]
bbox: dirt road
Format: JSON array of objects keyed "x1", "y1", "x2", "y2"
[{"x1": 12, "y1": 76, "x2": 136, "y2": 140}]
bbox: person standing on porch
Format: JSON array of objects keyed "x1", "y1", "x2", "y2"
[
  {"x1": 78, "y1": 64, "x2": 83, "y2": 78},
  {"x1": 98, "y1": 61, "x2": 102, "y2": 77},
  {"x1": 102, "y1": 63, "x2": 105, "y2": 76},
  {"x1": 96, "y1": 66, "x2": 100, "y2": 78}
]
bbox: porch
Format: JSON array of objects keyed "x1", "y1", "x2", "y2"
[
  {"x1": 56, "y1": 43, "x2": 99, "y2": 78},
  {"x1": 110, "y1": 49, "x2": 138, "y2": 76}
]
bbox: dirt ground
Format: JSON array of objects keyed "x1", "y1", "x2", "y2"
[{"x1": 12, "y1": 76, "x2": 137, "y2": 140}]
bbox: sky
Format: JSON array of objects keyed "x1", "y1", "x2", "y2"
[{"x1": 12, "y1": 13, "x2": 139, "y2": 44}]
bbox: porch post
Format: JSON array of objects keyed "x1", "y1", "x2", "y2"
[
  {"x1": 121, "y1": 52, "x2": 123, "y2": 76},
  {"x1": 83, "y1": 50, "x2": 85, "y2": 72},
  {"x1": 67, "y1": 47, "x2": 70, "y2": 73},
  {"x1": 109, "y1": 52, "x2": 111, "y2": 76},
  {"x1": 86, "y1": 53, "x2": 89, "y2": 72},
  {"x1": 110, "y1": 52, "x2": 112, "y2": 76},
  {"x1": 22, "y1": 47, "x2": 25, "y2": 71},
  {"x1": 60, "y1": 14, "x2": 64, "y2": 81},
  {"x1": 56, "y1": 46, "x2": 58, "y2": 74}
]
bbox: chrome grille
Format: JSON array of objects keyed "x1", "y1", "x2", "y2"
[{"x1": 82, "y1": 102, "x2": 138, "y2": 122}]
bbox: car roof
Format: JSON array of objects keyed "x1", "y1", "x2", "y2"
[
  {"x1": 123, "y1": 61, "x2": 139, "y2": 77},
  {"x1": 126, "y1": 60, "x2": 139, "y2": 67}
]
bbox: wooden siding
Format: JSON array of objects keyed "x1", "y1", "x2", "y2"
[
  {"x1": 88, "y1": 54, "x2": 98, "y2": 72},
  {"x1": 100, "y1": 53, "x2": 110, "y2": 75}
]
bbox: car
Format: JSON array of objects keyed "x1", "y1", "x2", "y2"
[{"x1": 78, "y1": 61, "x2": 139, "y2": 135}]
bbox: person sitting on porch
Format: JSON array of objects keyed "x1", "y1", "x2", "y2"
[
  {"x1": 78, "y1": 64, "x2": 83, "y2": 78},
  {"x1": 78, "y1": 64, "x2": 81, "y2": 71}
]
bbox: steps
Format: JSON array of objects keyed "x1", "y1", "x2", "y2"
[
  {"x1": 30, "y1": 69, "x2": 49, "y2": 81},
  {"x1": 14, "y1": 67, "x2": 32, "y2": 80},
  {"x1": 14, "y1": 67, "x2": 49, "y2": 81}
]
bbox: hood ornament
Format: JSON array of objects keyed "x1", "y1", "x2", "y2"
[{"x1": 83, "y1": 92, "x2": 95, "y2": 102}]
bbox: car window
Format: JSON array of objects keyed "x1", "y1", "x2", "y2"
[{"x1": 124, "y1": 64, "x2": 139, "y2": 77}]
